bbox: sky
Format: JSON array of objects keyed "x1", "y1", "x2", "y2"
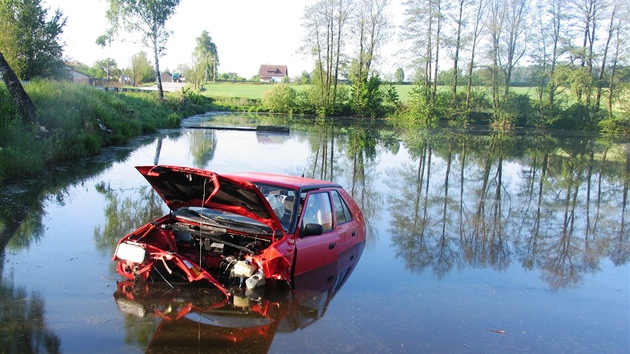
[{"x1": 43, "y1": 0, "x2": 403, "y2": 79}]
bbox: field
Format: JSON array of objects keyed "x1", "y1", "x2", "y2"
[{"x1": 198, "y1": 82, "x2": 538, "y2": 102}]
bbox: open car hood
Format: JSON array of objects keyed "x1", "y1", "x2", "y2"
[{"x1": 136, "y1": 165, "x2": 284, "y2": 232}]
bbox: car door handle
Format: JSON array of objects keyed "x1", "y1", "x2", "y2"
[
  {"x1": 329, "y1": 242, "x2": 337, "y2": 249},
  {"x1": 351, "y1": 231, "x2": 356, "y2": 237}
]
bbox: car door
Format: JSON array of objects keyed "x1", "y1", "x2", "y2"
[
  {"x1": 330, "y1": 189, "x2": 360, "y2": 256},
  {"x1": 293, "y1": 191, "x2": 339, "y2": 277}
]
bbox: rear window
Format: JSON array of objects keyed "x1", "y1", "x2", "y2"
[{"x1": 332, "y1": 190, "x2": 353, "y2": 224}]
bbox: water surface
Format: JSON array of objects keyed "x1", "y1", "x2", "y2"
[{"x1": 1, "y1": 113, "x2": 628, "y2": 353}]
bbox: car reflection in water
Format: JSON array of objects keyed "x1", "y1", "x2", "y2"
[{"x1": 114, "y1": 241, "x2": 364, "y2": 352}]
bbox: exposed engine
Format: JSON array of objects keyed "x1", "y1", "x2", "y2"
[{"x1": 155, "y1": 221, "x2": 270, "y2": 289}]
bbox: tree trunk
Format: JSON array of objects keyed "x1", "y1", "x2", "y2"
[
  {"x1": 466, "y1": 0, "x2": 485, "y2": 110},
  {"x1": 453, "y1": 0, "x2": 465, "y2": 103},
  {"x1": 596, "y1": 4, "x2": 617, "y2": 111},
  {"x1": 0, "y1": 51, "x2": 38, "y2": 124},
  {"x1": 432, "y1": 0, "x2": 442, "y2": 102},
  {"x1": 152, "y1": 34, "x2": 164, "y2": 99}
]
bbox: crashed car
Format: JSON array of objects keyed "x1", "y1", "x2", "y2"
[
  {"x1": 113, "y1": 241, "x2": 364, "y2": 351},
  {"x1": 113, "y1": 165, "x2": 365, "y2": 297}
]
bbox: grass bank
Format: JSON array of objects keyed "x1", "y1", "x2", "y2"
[{"x1": 0, "y1": 80, "x2": 215, "y2": 183}]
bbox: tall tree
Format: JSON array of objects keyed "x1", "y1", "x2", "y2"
[
  {"x1": 606, "y1": 4, "x2": 627, "y2": 119},
  {"x1": 450, "y1": 0, "x2": 467, "y2": 103},
  {"x1": 395, "y1": 67, "x2": 405, "y2": 83},
  {"x1": 349, "y1": 0, "x2": 391, "y2": 117},
  {"x1": 93, "y1": 58, "x2": 119, "y2": 82},
  {"x1": 567, "y1": 0, "x2": 603, "y2": 115},
  {"x1": 486, "y1": 0, "x2": 506, "y2": 115},
  {"x1": 401, "y1": 0, "x2": 444, "y2": 104},
  {"x1": 301, "y1": 0, "x2": 352, "y2": 115},
  {"x1": 594, "y1": 0, "x2": 620, "y2": 111},
  {"x1": 129, "y1": 51, "x2": 153, "y2": 86},
  {"x1": 193, "y1": 30, "x2": 219, "y2": 83},
  {"x1": 501, "y1": 0, "x2": 530, "y2": 100},
  {"x1": 533, "y1": 0, "x2": 565, "y2": 114},
  {"x1": 0, "y1": 0, "x2": 67, "y2": 80},
  {"x1": 465, "y1": 0, "x2": 487, "y2": 109},
  {"x1": 98, "y1": 0, "x2": 181, "y2": 99}
]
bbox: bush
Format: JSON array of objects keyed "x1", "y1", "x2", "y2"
[{"x1": 262, "y1": 84, "x2": 297, "y2": 113}]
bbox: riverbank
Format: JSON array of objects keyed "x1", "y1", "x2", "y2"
[{"x1": 0, "y1": 80, "x2": 216, "y2": 183}]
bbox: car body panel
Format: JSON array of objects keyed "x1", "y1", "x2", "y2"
[{"x1": 136, "y1": 165, "x2": 284, "y2": 232}]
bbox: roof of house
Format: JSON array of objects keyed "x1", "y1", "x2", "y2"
[{"x1": 259, "y1": 65, "x2": 288, "y2": 78}]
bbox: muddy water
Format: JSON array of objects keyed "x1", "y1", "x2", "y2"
[{"x1": 1, "y1": 113, "x2": 628, "y2": 353}]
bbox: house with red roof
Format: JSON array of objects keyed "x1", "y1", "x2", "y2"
[{"x1": 259, "y1": 64, "x2": 288, "y2": 82}]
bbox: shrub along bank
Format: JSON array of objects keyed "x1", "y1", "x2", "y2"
[{"x1": 0, "y1": 80, "x2": 215, "y2": 183}]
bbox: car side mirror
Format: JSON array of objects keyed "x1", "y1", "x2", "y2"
[{"x1": 301, "y1": 223, "x2": 323, "y2": 237}]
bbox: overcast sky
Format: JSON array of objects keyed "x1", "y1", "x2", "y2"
[{"x1": 42, "y1": 0, "x2": 404, "y2": 79}]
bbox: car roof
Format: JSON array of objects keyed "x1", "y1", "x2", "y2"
[{"x1": 224, "y1": 172, "x2": 342, "y2": 192}]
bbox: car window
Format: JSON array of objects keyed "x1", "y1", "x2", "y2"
[
  {"x1": 332, "y1": 190, "x2": 353, "y2": 224},
  {"x1": 302, "y1": 192, "x2": 333, "y2": 232},
  {"x1": 254, "y1": 184, "x2": 297, "y2": 232}
]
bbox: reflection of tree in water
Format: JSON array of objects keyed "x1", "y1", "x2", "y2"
[
  {"x1": 0, "y1": 134, "x2": 161, "y2": 255},
  {"x1": 91, "y1": 183, "x2": 165, "y2": 348},
  {"x1": 387, "y1": 129, "x2": 462, "y2": 278},
  {"x1": 0, "y1": 260, "x2": 60, "y2": 353},
  {"x1": 93, "y1": 183, "x2": 165, "y2": 256},
  {"x1": 465, "y1": 131, "x2": 514, "y2": 271},
  {"x1": 387, "y1": 128, "x2": 629, "y2": 289},
  {"x1": 302, "y1": 120, "x2": 389, "y2": 250},
  {"x1": 189, "y1": 129, "x2": 217, "y2": 168},
  {"x1": 121, "y1": 311, "x2": 159, "y2": 350},
  {"x1": 609, "y1": 147, "x2": 629, "y2": 265}
]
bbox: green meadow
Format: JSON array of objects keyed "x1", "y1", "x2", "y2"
[{"x1": 198, "y1": 82, "x2": 537, "y2": 102}]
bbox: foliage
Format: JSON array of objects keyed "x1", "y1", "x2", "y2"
[
  {"x1": 0, "y1": 80, "x2": 215, "y2": 182},
  {"x1": 599, "y1": 115, "x2": 630, "y2": 136},
  {"x1": 91, "y1": 58, "x2": 120, "y2": 81},
  {"x1": 128, "y1": 51, "x2": 153, "y2": 86},
  {"x1": 0, "y1": 0, "x2": 67, "y2": 80},
  {"x1": 495, "y1": 93, "x2": 536, "y2": 128},
  {"x1": 298, "y1": 71, "x2": 311, "y2": 84},
  {"x1": 403, "y1": 84, "x2": 439, "y2": 126},
  {"x1": 0, "y1": 107, "x2": 44, "y2": 184},
  {"x1": 261, "y1": 84, "x2": 297, "y2": 113},
  {"x1": 350, "y1": 76, "x2": 385, "y2": 118},
  {"x1": 301, "y1": 1, "x2": 351, "y2": 116},
  {"x1": 394, "y1": 67, "x2": 405, "y2": 84},
  {"x1": 193, "y1": 30, "x2": 218, "y2": 82},
  {"x1": 218, "y1": 72, "x2": 246, "y2": 81},
  {"x1": 99, "y1": 0, "x2": 181, "y2": 98}
]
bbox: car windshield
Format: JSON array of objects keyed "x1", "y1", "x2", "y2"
[
  {"x1": 254, "y1": 184, "x2": 297, "y2": 232},
  {"x1": 173, "y1": 207, "x2": 273, "y2": 235}
]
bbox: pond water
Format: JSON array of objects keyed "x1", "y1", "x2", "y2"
[{"x1": 1, "y1": 113, "x2": 628, "y2": 353}]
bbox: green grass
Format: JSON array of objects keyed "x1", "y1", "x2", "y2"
[
  {"x1": 0, "y1": 80, "x2": 216, "y2": 183},
  {"x1": 198, "y1": 82, "x2": 541, "y2": 102},
  {"x1": 200, "y1": 82, "x2": 279, "y2": 99}
]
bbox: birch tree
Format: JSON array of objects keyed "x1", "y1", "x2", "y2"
[
  {"x1": 98, "y1": 0, "x2": 181, "y2": 99},
  {"x1": 401, "y1": 0, "x2": 445, "y2": 112},
  {"x1": 301, "y1": 0, "x2": 352, "y2": 115},
  {"x1": 349, "y1": 0, "x2": 391, "y2": 116},
  {"x1": 466, "y1": 0, "x2": 487, "y2": 109}
]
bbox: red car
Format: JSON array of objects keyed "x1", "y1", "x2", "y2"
[{"x1": 113, "y1": 165, "x2": 366, "y2": 297}]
